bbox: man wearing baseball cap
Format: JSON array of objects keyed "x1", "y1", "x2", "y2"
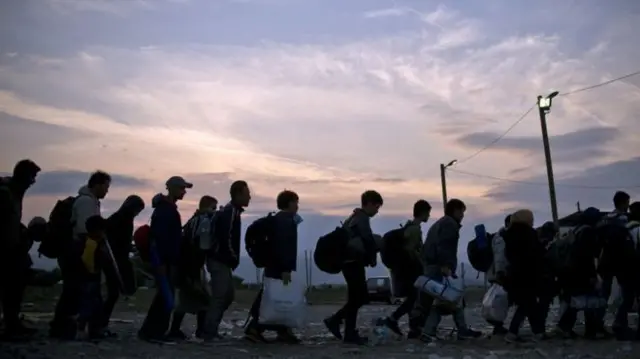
[{"x1": 138, "y1": 176, "x2": 192, "y2": 344}]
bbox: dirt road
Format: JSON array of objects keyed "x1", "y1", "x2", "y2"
[{"x1": 4, "y1": 304, "x2": 640, "y2": 359}]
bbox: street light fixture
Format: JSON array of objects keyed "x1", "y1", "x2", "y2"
[
  {"x1": 440, "y1": 159, "x2": 458, "y2": 208},
  {"x1": 537, "y1": 91, "x2": 559, "y2": 114},
  {"x1": 537, "y1": 91, "x2": 560, "y2": 227}
]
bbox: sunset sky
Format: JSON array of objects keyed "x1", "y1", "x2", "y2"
[{"x1": 1, "y1": 0, "x2": 639, "y2": 281}]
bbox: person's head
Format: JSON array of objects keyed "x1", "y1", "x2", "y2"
[
  {"x1": 539, "y1": 221, "x2": 557, "y2": 241},
  {"x1": 88, "y1": 171, "x2": 111, "y2": 200},
  {"x1": 360, "y1": 190, "x2": 383, "y2": 217},
  {"x1": 12, "y1": 159, "x2": 40, "y2": 190},
  {"x1": 120, "y1": 195, "x2": 145, "y2": 217},
  {"x1": 580, "y1": 207, "x2": 601, "y2": 226},
  {"x1": 613, "y1": 191, "x2": 630, "y2": 212},
  {"x1": 413, "y1": 199, "x2": 432, "y2": 223},
  {"x1": 198, "y1": 195, "x2": 218, "y2": 212},
  {"x1": 629, "y1": 202, "x2": 640, "y2": 222},
  {"x1": 85, "y1": 215, "x2": 107, "y2": 240},
  {"x1": 444, "y1": 199, "x2": 466, "y2": 223},
  {"x1": 510, "y1": 209, "x2": 534, "y2": 228},
  {"x1": 230, "y1": 180, "x2": 251, "y2": 208},
  {"x1": 504, "y1": 214, "x2": 512, "y2": 228},
  {"x1": 165, "y1": 176, "x2": 192, "y2": 201},
  {"x1": 277, "y1": 190, "x2": 299, "y2": 214}
]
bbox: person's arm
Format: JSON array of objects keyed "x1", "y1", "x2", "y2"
[
  {"x1": 352, "y1": 212, "x2": 377, "y2": 265},
  {"x1": 492, "y1": 234, "x2": 507, "y2": 275},
  {"x1": 404, "y1": 225, "x2": 422, "y2": 263},
  {"x1": 0, "y1": 189, "x2": 17, "y2": 247},
  {"x1": 275, "y1": 217, "x2": 297, "y2": 273},
  {"x1": 73, "y1": 196, "x2": 99, "y2": 238},
  {"x1": 213, "y1": 207, "x2": 237, "y2": 261},
  {"x1": 81, "y1": 239, "x2": 98, "y2": 273},
  {"x1": 436, "y1": 220, "x2": 459, "y2": 274}
]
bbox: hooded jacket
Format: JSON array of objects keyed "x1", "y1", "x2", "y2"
[
  {"x1": 150, "y1": 193, "x2": 182, "y2": 265},
  {"x1": 421, "y1": 215, "x2": 461, "y2": 276},
  {"x1": 209, "y1": 202, "x2": 243, "y2": 270},
  {"x1": 0, "y1": 177, "x2": 24, "y2": 249},
  {"x1": 264, "y1": 211, "x2": 298, "y2": 279},
  {"x1": 106, "y1": 195, "x2": 144, "y2": 262},
  {"x1": 71, "y1": 185, "x2": 101, "y2": 240}
]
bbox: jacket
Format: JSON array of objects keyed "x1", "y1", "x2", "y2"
[
  {"x1": 150, "y1": 193, "x2": 183, "y2": 265},
  {"x1": 0, "y1": 177, "x2": 24, "y2": 250},
  {"x1": 503, "y1": 222, "x2": 545, "y2": 303},
  {"x1": 71, "y1": 185, "x2": 101, "y2": 240},
  {"x1": 209, "y1": 202, "x2": 243, "y2": 270},
  {"x1": 343, "y1": 208, "x2": 377, "y2": 266},
  {"x1": 421, "y1": 215, "x2": 460, "y2": 275},
  {"x1": 562, "y1": 225, "x2": 599, "y2": 297},
  {"x1": 264, "y1": 211, "x2": 298, "y2": 279},
  {"x1": 81, "y1": 236, "x2": 105, "y2": 281},
  {"x1": 486, "y1": 228, "x2": 507, "y2": 283}
]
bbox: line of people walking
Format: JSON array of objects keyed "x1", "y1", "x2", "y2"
[{"x1": 1, "y1": 158, "x2": 639, "y2": 347}]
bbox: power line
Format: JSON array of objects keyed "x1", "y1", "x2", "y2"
[
  {"x1": 559, "y1": 69, "x2": 640, "y2": 97},
  {"x1": 455, "y1": 104, "x2": 536, "y2": 165},
  {"x1": 448, "y1": 168, "x2": 640, "y2": 190}
]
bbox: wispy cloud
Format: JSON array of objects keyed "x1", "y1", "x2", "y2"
[{"x1": 2, "y1": 0, "x2": 639, "y2": 225}]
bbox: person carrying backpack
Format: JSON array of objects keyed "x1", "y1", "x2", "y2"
[
  {"x1": 418, "y1": 199, "x2": 481, "y2": 343},
  {"x1": 244, "y1": 190, "x2": 302, "y2": 344},
  {"x1": 596, "y1": 191, "x2": 631, "y2": 339},
  {"x1": 102, "y1": 195, "x2": 145, "y2": 337},
  {"x1": 382, "y1": 200, "x2": 431, "y2": 338},
  {"x1": 50, "y1": 170, "x2": 111, "y2": 340},
  {"x1": 484, "y1": 214, "x2": 511, "y2": 335},
  {"x1": 201, "y1": 180, "x2": 250, "y2": 341},
  {"x1": 0, "y1": 159, "x2": 40, "y2": 341},
  {"x1": 612, "y1": 201, "x2": 640, "y2": 341},
  {"x1": 167, "y1": 195, "x2": 217, "y2": 341},
  {"x1": 555, "y1": 207, "x2": 603, "y2": 340},
  {"x1": 138, "y1": 176, "x2": 191, "y2": 344},
  {"x1": 323, "y1": 190, "x2": 382, "y2": 345}
]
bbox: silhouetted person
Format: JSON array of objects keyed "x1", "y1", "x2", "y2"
[{"x1": 0, "y1": 159, "x2": 40, "y2": 341}]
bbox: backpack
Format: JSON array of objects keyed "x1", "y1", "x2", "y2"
[
  {"x1": 38, "y1": 196, "x2": 76, "y2": 259},
  {"x1": 380, "y1": 225, "x2": 407, "y2": 270},
  {"x1": 596, "y1": 214, "x2": 632, "y2": 273},
  {"x1": 314, "y1": 226, "x2": 350, "y2": 274},
  {"x1": 133, "y1": 224, "x2": 151, "y2": 262},
  {"x1": 245, "y1": 213, "x2": 276, "y2": 268},
  {"x1": 467, "y1": 232, "x2": 495, "y2": 272},
  {"x1": 548, "y1": 225, "x2": 586, "y2": 274}
]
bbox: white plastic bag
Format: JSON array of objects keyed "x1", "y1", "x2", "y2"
[
  {"x1": 259, "y1": 277, "x2": 306, "y2": 328},
  {"x1": 481, "y1": 284, "x2": 509, "y2": 322},
  {"x1": 413, "y1": 275, "x2": 464, "y2": 305}
]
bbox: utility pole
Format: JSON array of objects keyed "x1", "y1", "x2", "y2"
[
  {"x1": 537, "y1": 92, "x2": 560, "y2": 227},
  {"x1": 440, "y1": 160, "x2": 457, "y2": 210}
]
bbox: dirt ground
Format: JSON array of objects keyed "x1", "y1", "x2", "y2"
[{"x1": 4, "y1": 292, "x2": 640, "y2": 359}]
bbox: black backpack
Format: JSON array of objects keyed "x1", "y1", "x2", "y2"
[
  {"x1": 380, "y1": 225, "x2": 407, "y2": 270},
  {"x1": 467, "y1": 232, "x2": 495, "y2": 272},
  {"x1": 38, "y1": 196, "x2": 76, "y2": 259},
  {"x1": 245, "y1": 213, "x2": 276, "y2": 268},
  {"x1": 314, "y1": 226, "x2": 349, "y2": 274}
]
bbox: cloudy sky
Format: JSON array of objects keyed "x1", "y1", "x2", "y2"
[{"x1": 2, "y1": 0, "x2": 639, "y2": 282}]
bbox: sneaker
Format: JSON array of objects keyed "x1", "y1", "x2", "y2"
[
  {"x1": 343, "y1": 331, "x2": 368, "y2": 345},
  {"x1": 555, "y1": 327, "x2": 578, "y2": 339},
  {"x1": 407, "y1": 330, "x2": 421, "y2": 339},
  {"x1": 531, "y1": 333, "x2": 551, "y2": 342},
  {"x1": 458, "y1": 328, "x2": 482, "y2": 340},
  {"x1": 244, "y1": 325, "x2": 268, "y2": 344},
  {"x1": 323, "y1": 317, "x2": 343, "y2": 340},
  {"x1": 491, "y1": 326, "x2": 509, "y2": 336},
  {"x1": 167, "y1": 329, "x2": 189, "y2": 341},
  {"x1": 275, "y1": 330, "x2": 301, "y2": 344},
  {"x1": 383, "y1": 317, "x2": 403, "y2": 336},
  {"x1": 102, "y1": 328, "x2": 118, "y2": 338},
  {"x1": 504, "y1": 333, "x2": 525, "y2": 343},
  {"x1": 0, "y1": 325, "x2": 37, "y2": 342},
  {"x1": 419, "y1": 333, "x2": 437, "y2": 343},
  {"x1": 137, "y1": 332, "x2": 176, "y2": 345}
]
